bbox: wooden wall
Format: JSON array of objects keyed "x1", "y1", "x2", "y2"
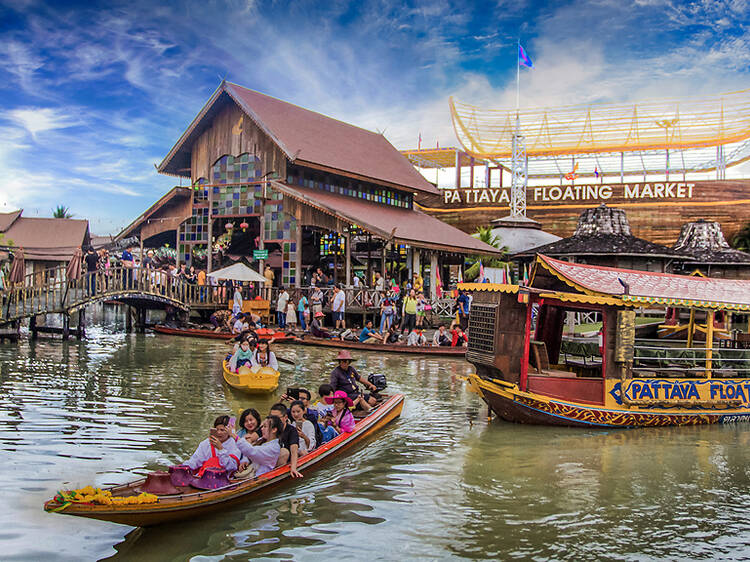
[
  {"x1": 190, "y1": 101, "x2": 287, "y2": 182},
  {"x1": 417, "y1": 180, "x2": 750, "y2": 246}
]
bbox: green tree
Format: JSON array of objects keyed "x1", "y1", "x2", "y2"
[
  {"x1": 464, "y1": 226, "x2": 509, "y2": 281},
  {"x1": 52, "y1": 205, "x2": 73, "y2": 218},
  {"x1": 732, "y1": 222, "x2": 750, "y2": 251}
]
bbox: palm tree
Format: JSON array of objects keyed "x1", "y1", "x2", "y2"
[
  {"x1": 52, "y1": 205, "x2": 73, "y2": 219},
  {"x1": 732, "y1": 222, "x2": 750, "y2": 251},
  {"x1": 464, "y1": 226, "x2": 509, "y2": 281}
]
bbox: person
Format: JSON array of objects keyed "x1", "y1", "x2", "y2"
[
  {"x1": 374, "y1": 271, "x2": 385, "y2": 291},
  {"x1": 286, "y1": 298, "x2": 297, "y2": 329},
  {"x1": 184, "y1": 415, "x2": 242, "y2": 475},
  {"x1": 289, "y1": 400, "x2": 316, "y2": 454},
  {"x1": 232, "y1": 313, "x2": 249, "y2": 335},
  {"x1": 352, "y1": 273, "x2": 360, "y2": 288},
  {"x1": 252, "y1": 340, "x2": 279, "y2": 370},
  {"x1": 313, "y1": 384, "x2": 335, "y2": 415},
  {"x1": 232, "y1": 285, "x2": 243, "y2": 316},
  {"x1": 329, "y1": 350, "x2": 377, "y2": 411},
  {"x1": 379, "y1": 297, "x2": 394, "y2": 333},
  {"x1": 229, "y1": 339, "x2": 255, "y2": 371},
  {"x1": 311, "y1": 286, "x2": 324, "y2": 326},
  {"x1": 457, "y1": 290, "x2": 470, "y2": 330},
  {"x1": 359, "y1": 320, "x2": 383, "y2": 343},
  {"x1": 264, "y1": 265, "x2": 275, "y2": 299},
  {"x1": 142, "y1": 249, "x2": 155, "y2": 270},
  {"x1": 321, "y1": 391, "x2": 356, "y2": 433},
  {"x1": 385, "y1": 325, "x2": 401, "y2": 344},
  {"x1": 84, "y1": 246, "x2": 99, "y2": 295},
  {"x1": 268, "y1": 403, "x2": 303, "y2": 478},
  {"x1": 303, "y1": 301, "x2": 310, "y2": 330},
  {"x1": 432, "y1": 324, "x2": 452, "y2": 346},
  {"x1": 197, "y1": 269, "x2": 207, "y2": 302},
  {"x1": 186, "y1": 265, "x2": 197, "y2": 284},
  {"x1": 297, "y1": 292, "x2": 308, "y2": 330},
  {"x1": 210, "y1": 309, "x2": 233, "y2": 332},
  {"x1": 451, "y1": 325, "x2": 469, "y2": 347},
  {"x1": 332, "y1": 285, "x2": 346, "y2": 329},
  {"x1": 234, "y1": 415, "x2": 283, "y2": 477},
  {"x1": 415, "y1": 292, "x2": 427, "y2": 328},
  {"x1": 237, "y1": 408, "x2": 262, "y2": 444},
  {"x1": 407, "y1": 328, "x2": 427, "y2": 346},
  {"x1": 310, "y1": 311, "x2": 332, "y2": 338},
  {"x1": 413, "y1": 271, "x2": 424, "y2": 294},
  {"x1": 316, "y1": 267, "x2": 329, "y2": 286},
  {"x1": 121, "y1": 245, "x2": 134, "y2": 288},
  {"x1": 276, "y1": 287, "x2": 289, "y2": 329},
  {"x1": 401, "y1": 289, "x2": 417, "y2": 332}
]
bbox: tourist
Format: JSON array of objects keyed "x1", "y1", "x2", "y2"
[
  {"x1": 84, "y1": 246, "x2": 99, "y2": 295},
  {"x1": 232, "y1": 313, "x2": 249, "y2": 334},
  {"x1": 352, "y1": 273, "x2": 360, "y2": 288},
  {"x1": 322, "y1": 391, "x2": 356, "y2": 433},
  {"x1": 415, "y1": 292, "x2": 427, "y2": 328},
  {"x1": 186, "y1": 265, "x2": 197, "y2": 284},
  {"x1": 384, "y1": 325, "x2": 401, "y2": 344},
  {"x1": 456, "y1": 290, "x2": 470, "y2": 330},
  {"x1": 451, "y1": 325, "x2": 469, "y2": 347},
  {"x1": 313, "y1": 384, "x2": 335, "y2": 415},
  {"x1": 210, "y1": 309, "x2": 233, "y2": 332},
  {"x1": 121, "y1": 245, "x2": 134, "y2": 288},
  {"x1": 379, "y1": 297, "x2": 395, "y2": 333},
  {"x1": 413, "y1": 271, "x2": 424, "y2": 293},
  {"x1": 329, "y1": 350, "x2": 377, "y2": 411},
  {"x1": 332, "y1": 284, "x2": 346, "y2": 329},
  {"x1": 310, "y1": 311, "x2": 331, "y2": 338},
  {"x1": 232, "y1": 285, "x2": 243, "y2": 316},
  {"x1": 432, "y1": 324, "x2": 451, "y2": 346},
  {"x1": 316, "y1": 267, "x2": 329, "y2": 286},
  {"x1": 289, "y1": 400, "x2": 316, "y2": 455},
  {"x1": 407, "y1": 328, "x2": 427, "y2": 346},
  {"x1": 229, "y1": 339, "x2": 254, "y2": 371},
  {"x1": 311, "y1": 286, "x2": 324, "y2": 325},
  {"x1": 276, "y1": 287, "x2": 289, "y2": 329},
  {"x1": 263, "y1": 265, "x2": 274, "y2": 300},
  {"x1": 252, "y1": 340, "x2": 279, "y2": 370},
  {"x1": 374, "y1": 271, "x2": 385, "y2": 291},
  {"x1": 237, "y1": 408, "x2": 262, "y2": 444},
  {"x1": 234, "y1": 415, "x2": 283, "y2": 477},
  {"x1": 183, "y1": 415, "x2": 242, "y2": 475},
  {"x1": 302, "y1": 300, "x2": 310, "y2": 330},
  {"x1": 268, "y1": 404, "x2": 303, "y2": 478},
  {"x1": 98, "y1": 249, "x2": 111, "y2": 290},
  {"x1": 286, "y1": 297, "x2": 297, "y2": 330},
  {"x1": 401, "y1": 289, "x2": 418, "y2": 332},
  {"x1": 359, "y1": 320, "x2": 383, "y2": 343},
  {"x1": 197, "y1": 268, "x2": 207, "y2": 302},
  {"x1": 297, "y1": 291, "x2": 308, "y2": 330}
]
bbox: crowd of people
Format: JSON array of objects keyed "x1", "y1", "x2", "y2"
[{"x1": 182, "y1": 350, "x2": 380, "y2": 480}]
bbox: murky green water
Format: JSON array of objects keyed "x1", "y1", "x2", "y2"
[{"x1": 3, "y1": 314, "x2": 750, "y2": 560}]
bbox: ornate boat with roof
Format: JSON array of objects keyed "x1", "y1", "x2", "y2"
[{"x1": 462, "y1": 255, "x2": 750, "y2": 428}]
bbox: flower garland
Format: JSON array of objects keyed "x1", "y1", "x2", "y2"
[{"x1": 52, "y1": 485, "x2": 158, "y2": 511}]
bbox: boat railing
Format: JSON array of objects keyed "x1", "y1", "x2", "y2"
[{"x1": 633, "y1": 344, "x2": 750, "y2": 378}]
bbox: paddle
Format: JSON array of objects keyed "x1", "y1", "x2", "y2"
[{"x1": 277, "y1": 356, "x2": 296, "y2": 366}]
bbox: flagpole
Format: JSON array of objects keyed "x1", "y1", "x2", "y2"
[{"x1": 516, "y1": 39, "x2": 520, "y2": 116}]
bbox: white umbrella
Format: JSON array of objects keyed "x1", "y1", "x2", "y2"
[{"x1": 208, "y1": 262, "x2": 266, "y2": 283}]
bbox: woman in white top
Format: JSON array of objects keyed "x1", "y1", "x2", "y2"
[
  {"x1": 251, "y1": 340, "x2": 279, "y2": 370},
  {"x1": 290, "y1": 400, "x2": 316, "y2": 454},
  {"x1": 235, "y1": 415, "x2": 283, "y2": 476}
]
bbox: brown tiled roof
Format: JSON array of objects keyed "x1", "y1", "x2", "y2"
[
  {"x1": 0, "y1": 210, "x2": 22, "y2": 232},
  {"x1": 272, "y1": 182, "x2": 501, "y2": 256},
  {"x1": 158, "y1": 82, "x2": 438, "y2": 196},
  {"x1": 4, "y1": 216, "x2": 90, "y2": 261}
]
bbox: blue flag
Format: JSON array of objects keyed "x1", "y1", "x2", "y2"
[{"x1": 518, "y1": 43, "x2": 533, "y2": 68}]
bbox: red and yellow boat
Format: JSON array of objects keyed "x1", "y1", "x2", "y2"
[
  {"x1": 463, "y1": 255, "x2": 750, "y2": 428},
  {"x1": 43, "y1": 394, "x2": 404, "y2": 526}
]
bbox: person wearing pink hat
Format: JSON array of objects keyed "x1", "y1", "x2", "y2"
[
  {"x1": 310, "y1": 310, "x2": 332, "y2": 339},
  {"x1": 329, "y1": 350, "x2": 377, "y2": 411},
  {"x1": 322, "y1": 390, "x2": 356, "y2": 433}
]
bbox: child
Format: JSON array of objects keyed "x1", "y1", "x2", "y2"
[
  {"x1": 286, "y1": 298, "x2": 297, "y2": 329},
  {"x1": 313, "y1": 384, "x2": 338, "y2": 443},
  {"x1": 303, "y1": 302, "x2": 310, "y2": 331}
]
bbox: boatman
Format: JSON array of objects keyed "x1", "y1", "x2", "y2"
[{"x1": 329, "y1": 350, "x2": 378, "y2": 411}]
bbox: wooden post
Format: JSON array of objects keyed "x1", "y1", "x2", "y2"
[
  {"x1": 207, "y1": 185, "x2": 214, "y2": 274},
  {"x1": 520, "y1": 298, "x2": 533, "y2": 392},
  {"x1": 706, "y1": 309, "x2": 714, "y2": 378},
  {"x1": 295, "y1": 207, "x2": 303, "y2": 288},
  {"x1": 367, "y1": 233, "x2": 372, "y2": 288},
  {"x1": 687, "y1": 309, "x2": 696, "y2": 348},
  {"x1": 62, "y1": 313, "x2": 70, "y2": 340},
  {"x1": 430, "y1": 253, "x2": 438, "y2": 300},
  {"x1": 77, "y1": 309, "x2": 85, "y2": 340},
  {"x1": 126, "y1": 305, "x2": 133, "y2": 333},
  {"x1": 29, "y1": 314, "x2": 37, "y2": 340},
  {"x1": 344, "y1": 231, "x2": 351, "y2": 288}
]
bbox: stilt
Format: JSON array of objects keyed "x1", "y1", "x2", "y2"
[
  {"x1": 126, "y1": 306, "x2": 133, "y2": 333},
  {"x1": 30, "y1": 315, "x2": 38, "y2": 340},
  {"x1": 77, "y1": 309, "x2": 85, "y2": 340},
  {"x1": 62, "y1": 313, "x2": 70, "y2": 340}
]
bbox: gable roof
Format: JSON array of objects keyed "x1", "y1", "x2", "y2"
[
  {"x1": 2, "y1": 215, "x2": 89, "y2": 261},
  {"x1": 158, "y1": 82, "x2": 438, "y2": 196},
  {"x1": 0, "y1": 210, "x2": 22, "y2": 232}
]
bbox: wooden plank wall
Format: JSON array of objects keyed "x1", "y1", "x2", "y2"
[
  {"x1": 190, "y1": 102, "x2": 287, "y2": 181},
  {"x1": 417, "y1": 180, "x2": 750, "y2": 246}
]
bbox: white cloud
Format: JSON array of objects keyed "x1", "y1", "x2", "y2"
[{"x1": 7, "y1": 107, "x2": 79, "y2": 139}]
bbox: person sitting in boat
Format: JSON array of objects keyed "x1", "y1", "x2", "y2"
[
  {"x1": 310, "y1": 311, "x2": 332, "y2": 339},
  {"x1": 235, "y1": 415, "x2": 283, "y2": 477},
  {"x1": 321, "y1": 390, "x2": 356, "y2": 434},
  {"x1": 432, "y1": 324, "x2": 451, "y2": 346},
  {"x1": 237, "y1": 408, "x2": 262, "y2": 445},
  {"x1": 290, "y1": 400, "x2": 317, "y2": 454},
  {"x1": 329, "y1": 350, "x2": 378, "y2": 411},
  {"x1": 451, "y1": 325, "x2": 468, "y2": 347},
  {"x1": 311, "y1": 384, "x2": 339, "y2": 443},
  {"x1": 406, "y1": 328, "x2": 427, "y2": 346},
  {"x1": 229, "y1": 339, "x2": 255, "y2": 371},
  {"x1": 251, "y1": 340, "x2": 279, "y2": 371},
  {"x1": 210, "y1": 309, "x2": 233, "y2": 332},
  {"x1": 268, "y1": 403, "x2": 303, "y2": 478},
  {"x1": 184, "y1": 415, "x2": 242, "y2": 475},
  {"x1": 384, "y1": 325, "x2": 401, "y2": 344},
  {"x1": 280, "y1": 388, "x2": 320, "y2": 424},
  {"x1": 232, "y1": 313, "x2": 249, "y2": 335},
  {"x1": 359, "y1": 320, "x2": 383, "y2": 344}
]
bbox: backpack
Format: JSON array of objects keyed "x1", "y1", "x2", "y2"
[{"x1": 306, "y1": 412, "x2": 324, "y2": 448}]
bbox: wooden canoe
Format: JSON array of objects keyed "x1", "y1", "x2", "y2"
[
  {"x1": 288, "y1": 336, "x2": 466, "y2": 356},
  {"x1": 222, "y1": 360, "x2": 280, "y2": 394},
  {"x1": 43, "y1": 394, "x2": 404, "y2": 527},
  {"x1": 152, "y1": 325, "x2": 297, "y2": 342}
]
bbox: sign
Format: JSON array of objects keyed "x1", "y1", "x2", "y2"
[
  {"x1": 606, "y1": 378, "x2": 750, "y2": 408},
  {"x1": 441, "y1": 182, "x2": 696, "y2": 206},
  {"x1": 253, "y1": 249, "x2": 268, "y2": 259}
]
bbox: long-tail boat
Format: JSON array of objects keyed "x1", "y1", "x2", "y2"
[
  {"x1": 43, "y1": 394, "x2": 404, "y2": 526},
  {"x1": 153, "y1": 325, "x2": 296, "y2": 342},
  {"x1": 463, "y1": 255, "x2": 750, "y2": 427},
  {"x1": 288, "y1": 335, "x2": 466, "y2": 356}
]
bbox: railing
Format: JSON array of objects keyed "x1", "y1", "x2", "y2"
[{"x1": 633, "y1": 344, "x2": 750, "y2": 378}]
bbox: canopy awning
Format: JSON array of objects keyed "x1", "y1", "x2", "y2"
[
  {"x1": 208, "y1": 262, "x2": 266, "y2": 282},
  {"x1": 271, "y1": 181, "x2": 502, "y2": 256}
]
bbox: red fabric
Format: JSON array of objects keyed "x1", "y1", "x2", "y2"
[{"x1": 196, "y1": 443, "x2": 222, "y2": 477}]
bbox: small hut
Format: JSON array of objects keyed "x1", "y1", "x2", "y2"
[{"x1": 671, "y1": 219, "x2": 750, "y2": 279}]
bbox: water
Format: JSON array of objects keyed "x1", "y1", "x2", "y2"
[{"x1": 2, "y1": 320, "x2": 750, "y2": 560}]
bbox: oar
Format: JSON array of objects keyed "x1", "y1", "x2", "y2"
[{"x1": 277, "y1": 356, "x2": 296, "y2": 366}]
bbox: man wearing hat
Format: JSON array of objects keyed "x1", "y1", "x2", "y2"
[
  {"x1": 329, "y1": 350, "x2": 378, "y2": 411},
  {"x1": 310, "y1": 310, "x2": 331, "y2": 339}
]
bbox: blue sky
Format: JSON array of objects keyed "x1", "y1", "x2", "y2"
[{"x1": 0, "y1": 0, "x2": 748, "y2": 234}]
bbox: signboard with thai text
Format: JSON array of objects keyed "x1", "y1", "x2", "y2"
[{"x1": 253, "y1": 249, "x2": 268, "y2": 259}]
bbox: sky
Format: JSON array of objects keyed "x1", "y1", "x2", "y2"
[{"x1": 0, "y1": 0, "x2": 748, "y2": 234}]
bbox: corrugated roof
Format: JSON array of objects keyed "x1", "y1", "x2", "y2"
[
  {"x1": 4, "y1": 216, "x2": 89, "y2": 261},
  {"x1": 272, "y1": 182, "x2": 502, "y2": 256},
  {"x1": 158, "y1": 82, "x2": 438, "y2": 196}
]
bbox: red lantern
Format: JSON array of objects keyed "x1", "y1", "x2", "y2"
[
  {"x1": 240, "y1": 221, "x2": 249, "y2": 232},
  {"x1": 225, "y1": 222, "x2": 234, "y2": 230}
]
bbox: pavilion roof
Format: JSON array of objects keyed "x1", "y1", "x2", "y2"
[{"x1": 0, "y1": 211, "x2": 89, "y2": 261}]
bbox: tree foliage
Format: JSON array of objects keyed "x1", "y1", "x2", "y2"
[
  {"x1": 52, "y1": 205, "x2": 73, "y2": 219},
  {"x1": 465, "y1": 226, "x2": 509, "y2": 281},
  {"x1": 732, "y1": 222, "x2": 750, "y2": 252}
]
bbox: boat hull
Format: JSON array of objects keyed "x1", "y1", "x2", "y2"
[
  {"x1": 222, "y1": 361, "x2": 279, "y2": 394},
  {"x1": 153, "y1": 325, "x2": 295, "y2": 342},
  {"x1": 466, "y1": 374, "x2": 750, "y2": 428},
  {"x1": 44, "y1": 394, "x2": 404, "y2": 526},
  {"x1": 290, "y1": 336, "x2": 466, "y2": 357}
]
